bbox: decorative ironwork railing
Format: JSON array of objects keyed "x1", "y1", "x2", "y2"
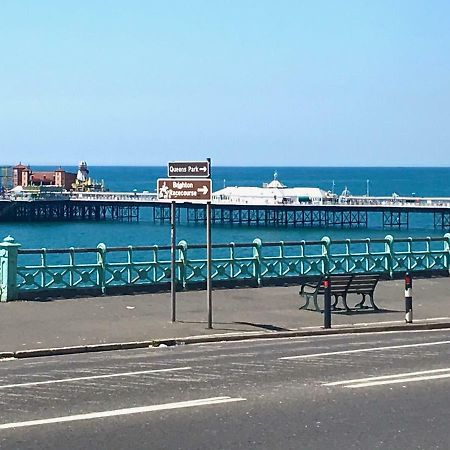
[{"x1": 1, "y1": 233, "x2": 449, "y2": 300}]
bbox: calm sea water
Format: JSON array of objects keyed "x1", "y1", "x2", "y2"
[{"x1": 2, "y1": 166, "x2": 449, "y2": 249}]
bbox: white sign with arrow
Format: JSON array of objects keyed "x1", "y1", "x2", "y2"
[
  {"x1": 157, "y1": 179, "x2": 212, "y2": 202},
  {"x1": 167, "y1": 161, "x2": 210, "y2": 178}
]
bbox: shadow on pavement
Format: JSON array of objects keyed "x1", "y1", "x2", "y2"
[
  {"x1": 332, "y1": 308, "x2": 402, "y2": 315},
  {"x1": 233, "y1": 321, "x2": 292, "y2": 332}
]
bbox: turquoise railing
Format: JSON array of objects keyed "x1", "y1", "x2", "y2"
[{"x1": 1, "y1": 234, "x2": 450, "y2": 301}]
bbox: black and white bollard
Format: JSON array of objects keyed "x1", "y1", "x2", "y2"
[
  {"x1": 323, "y1": 277, "x2": 332, "y2": 329},
  {"x1": 405, "y1": 272, "x2": 413, "y2": 324}
]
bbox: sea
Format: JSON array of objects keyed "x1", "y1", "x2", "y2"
[{"x1": 2, "y1": 166, "x2": 450, "y2": 250}]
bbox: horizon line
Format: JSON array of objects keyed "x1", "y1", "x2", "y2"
[{"x1": 2, "y1": 164, "x2": 450, "y2": 169}]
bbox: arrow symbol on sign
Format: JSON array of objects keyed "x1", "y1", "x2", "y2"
[
  {"x1": 199, "y1": 167, "x2": 207, "y2": 172},
  {"x1": 197, "y1": 186, "x2": 209, "y2": 195}
]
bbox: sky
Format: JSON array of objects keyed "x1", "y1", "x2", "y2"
[{"x1": 1, "y1": 0, "x2": 450, "y2": 166}]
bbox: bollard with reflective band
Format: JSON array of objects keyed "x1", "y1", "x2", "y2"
[
  {"x1": 323, "y1": 277, "x2": 332, "y2": 329},
  {"x1": 405, "y1": 273, "x2": 413, "y2": 324}
]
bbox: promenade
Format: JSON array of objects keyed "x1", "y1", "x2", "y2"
[{"x1": 1, "y1": 277, "x2": 449, "y2": 356}]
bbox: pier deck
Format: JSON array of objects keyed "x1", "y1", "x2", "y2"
[{"x1": 2, "y1": 193, "x2": 450, "y2": 229}]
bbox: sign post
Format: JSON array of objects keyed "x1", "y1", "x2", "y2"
[
  {"x1": 170, "y1": 200, "x2": 176, "y2": 322},
  {"x1": 158, "y1": 160, "x2": 212, "y2": 325},
  {"x1": 206, "y1": 158, "x2": 212, "y2": 329}
]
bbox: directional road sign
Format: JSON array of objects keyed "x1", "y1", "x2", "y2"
[
  {"x1": 157, "y1": 178, "x2": 212, "y2": 202},
  {"x1": 168, "y1": 161, "x2": 210, "y2": 178}
]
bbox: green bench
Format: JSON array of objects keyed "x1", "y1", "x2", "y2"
[{"x1": 299, "y1": 273, "x2": 380, "y2": 312}]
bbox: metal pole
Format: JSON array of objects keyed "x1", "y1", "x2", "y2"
[
  {"x1": 171, "y1": 201, "x2": 176, "y2": 322},
  {"x1": 405, "y1": 272, "x2": 413, "y2": 323},
  {"x1": 206, "y1": 200, "x2": 212, "y2": 328},
  {"x1": 206, "y1": 157, "x2": 212, "y2": 329},
  {"x1": 323, "y1": 277, "x2": 332, "y2": 329}
]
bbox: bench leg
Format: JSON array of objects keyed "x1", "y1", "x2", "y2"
[
  {"x1": 299, "y1": 293, "x2": 311, "y2": 310},
  {"x1": 299, "y1": 293, "x2": 326, "y2": 313},
  {"x1": 368, "y1": 293, "x2": 380, "y2": 311},
  {"x1": 312, "y1": 293, "x2": 322, "y2": 312},
  {"x1": 332, "y1": 295, "x2": 339, "y2": 310},
  {"x1": 332, "y1": 295, "x2": 344, "y2": 311},
  {"x1": 355, "y1": 294, "x2": 380, "y2": 311},
  {"x1": 355, "y1": 294, "x2": 367, "y2": 309}
]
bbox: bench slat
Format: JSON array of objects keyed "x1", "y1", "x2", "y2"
[{"x1": 348, "y1": 283, "x2": 378, "y2": 289}]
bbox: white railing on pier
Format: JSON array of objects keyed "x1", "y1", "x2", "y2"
[
  {"x1": 4, "y1": 191, "x2": 158, "y2": 203},
  {"x1": 69, "y1": 191, "x2": 158, "y2": 202},
  {"x1": 4, "y1": 190, "x2": 450, "y2": 209},
  {"x1": 337, "y1": 195, "x2": 450, "y2": 209},
  {"x1": 211, "y1": 194, "x2": 450, "y2": 209}
]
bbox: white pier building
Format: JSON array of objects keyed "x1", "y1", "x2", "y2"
[{"x1": 212, "y1": 172, "x2": 333, "y2": 206}]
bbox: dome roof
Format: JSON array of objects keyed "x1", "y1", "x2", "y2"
[
  {"x1": 264, "y1": 171, "x2": 287, "y2": 189},
  {"x1": 265, "y1": 179, "x2": 287, "y2": 189}
]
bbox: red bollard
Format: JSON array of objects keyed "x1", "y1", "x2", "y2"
[{"x1": 323, "y1": 277, "x2": 332, "y2": 329}]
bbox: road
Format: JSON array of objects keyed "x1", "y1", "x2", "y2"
[{"x1": 1, "y1": 329, "x2": 449, "y2": 449}]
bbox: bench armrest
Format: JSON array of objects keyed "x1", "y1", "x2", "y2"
[{"x1": 299, "y1": 282, "x2": 320, "y2": 295}]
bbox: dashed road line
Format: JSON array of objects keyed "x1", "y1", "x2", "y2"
[
  {"x1": 345, "y1": 373, "x2": 450, "y2": 388},
  {"x1": 279, "y1": 340, "x2": 450, "y2": 360},
  {"x1": 324, "y1": 367, "x2": 450, "y2": 387},
  {"x1": 0, "y1": 396, "x2": 246, "y2": 430},
  {"x1": 0, "y1": 366, "x2": 192, "y2": 390}
]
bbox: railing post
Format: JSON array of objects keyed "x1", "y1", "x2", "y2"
[
  {"x1": 229, "y1": 242, "x2": 236, "y2": 280},
  {"x1": 321, "y1": 236, "x2": 331, "y2": 276},
  {"x1": 0, "y1": 236, "x2": 21, "y2": 302},
  {"x1": 178, "y1": 240, "x2": 188, "y2": 289},
  {"x1": 97, "y1": 243, "x2": 107, "y2": 295},
  {"x1": 252, "y1": 238, "x2": 262, "y2": 286},
  {"x1": 279, "y1": 241, "x2": 284, "y2": 276},
  {"x1": 385, "y1": 234, "x2": 394, "y2": 278},
  {"x1": 444, "y1": 233, "x2": 450, "y2": 274}
]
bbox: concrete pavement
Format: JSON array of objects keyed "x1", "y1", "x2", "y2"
[{"x1": 1, "y1": 277, "x2": 450, "y2": 356}]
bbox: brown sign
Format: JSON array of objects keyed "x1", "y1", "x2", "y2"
[
  {"x1": 167, "y1": 161, "x2": 210, "y2": 178},
  {"x1": 157, "y1": 178, "x2": 212, "y2": 201}
]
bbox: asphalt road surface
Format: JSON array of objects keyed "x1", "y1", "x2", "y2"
[{"x1": 1, "y1": 329, "x2": 450, "y2": 449}]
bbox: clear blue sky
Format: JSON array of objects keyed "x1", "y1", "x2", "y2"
[{"x1": 1, "y1": 0, "x2": 449, "y2": 166}]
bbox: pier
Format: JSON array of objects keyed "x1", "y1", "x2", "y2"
[
  {"x1": 155, "y1": 202, "x2": 450, "y2": 230},
  {"x1": 2, "y1": 191, "x2": 450, "y2": 230}
]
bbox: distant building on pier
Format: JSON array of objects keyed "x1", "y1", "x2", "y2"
[
  {"x1": 13, "y1": 163, "x2": 77, "y2": 190},
  {"x1": 12, "y1": 161, "x2": 105, "y2": 192},
  {"x1": 72, "y1": 161, "x2": 105, "y2": 192},
  {"x1": 212, "y1": 172, "x2": 333, "y2": 205}
]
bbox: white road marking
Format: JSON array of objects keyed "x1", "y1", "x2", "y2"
[
  {"x1": 339, "y1": 317, "x2": 450, "y2": 327},
  {"x1": 345, "y1": 373, "x2": 450, "y2": 388},
  {"x1": 279, "y1": 340, "x2": 450, "y2": 360},
  {"x1": 289, "y1": 319, "x2": 450, "y2": 330},
  {"x1": 324, "y1": 368, "x2": 450, "y2": 386},
  {"x1": 195, "y1": 328, "x2": 450, "y2": 348},
  {"x1": 0, "y1": 396, "x2": 246, "y2": 430},
  {"x1": 0, "y1": 367, "x2": 192, "y2": 390}
]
